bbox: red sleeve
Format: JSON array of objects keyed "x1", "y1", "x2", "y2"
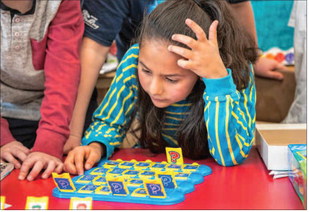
[
  {"x1": 31, "y1": 0, "x2": 84, "y2": 159},
  {"x1": 0, "y1": 117, "x2": 16, "y2": 146}
]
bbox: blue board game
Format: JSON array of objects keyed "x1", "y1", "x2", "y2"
[{"x1": 52, "y1": 158, "x2": 212, "y2": 205}]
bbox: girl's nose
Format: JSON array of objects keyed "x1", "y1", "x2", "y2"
[{"x1": 149, "y1": 78, "x2": 164, "y2": 96}]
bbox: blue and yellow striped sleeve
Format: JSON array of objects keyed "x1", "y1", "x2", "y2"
[
  {"x1": 203, "y1": 67, "x2": 256, "y2": 166},
  {"x1": 81, "y1": 45, "x2": 140, "y2": 158}
]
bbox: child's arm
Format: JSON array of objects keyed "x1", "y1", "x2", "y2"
[
  {"x1": 202, "y1": 68, "x2": 256, "y2": 166},
  {"x1": 19, "y1": 0, "x2": 84, "y2": 181},
  {"x1": 79, "y1": 45, "x2": 140, "y2": 166},
  {"x1": 168, "y1": 19, "x2": 255, "y2": 166},
  {"x1": 63, "y1": 38, "x2": 110, "y2": 154}
]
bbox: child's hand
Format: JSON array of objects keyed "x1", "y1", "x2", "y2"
[
  {"x1": 168, "y1": 19, "x2": 227, "y2": 79},
  {"x1": 0, "y1": 141, "x2": 30, "y2": 169},
  {"x1": 63, "y1": 134, "x2": 81, "y2": 155},
  {"x1": 18, "y1": 152, "x2": 63, "y2": 181},
  {"x1": 64, "y1": 142, "x2": 104, "y2": 175}
]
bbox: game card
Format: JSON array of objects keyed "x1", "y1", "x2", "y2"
[
  {"x1": 144, "y1": 179, "x2": 166, "y2": 198},
  {"x1": 52, "y1": 173, "x2": 76, "y2": 192},
  {"x1": 131, "y1": 188, "x2": 148, "y2": 197},
  {"x1": 95, "y1": 186, "x2": 112, "y2": 195},
  {"x1": 0, "y1": 196, "x2": 5, "y2": 210},
  {"x1": 69, "y1": 197, "x2": 92, "y2": 209},
  {"x1": 107, "y1": 177, "x2": 129, "y2": 196},
  {"x1": 78, "y1": 184, "x2": 99, "y2": 194},
  {"x1": 166, "y1": 147, "x2": 184, "y2": 164},
  {"x1": 76, "y1": 175, "x2": 98, "y2": 184},
  {"x1": 25, "y1": 196, "x2": 48, "y2": 209},
  {"x1": 158, "y1": 173, "x2": 177, "y2": 189}
]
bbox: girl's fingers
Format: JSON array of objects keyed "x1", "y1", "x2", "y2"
[
  {"x1": 74, "y1": 149, "x2": 86, "y2": 176},
  {"x1": 85, "y1": 150, "x2": 99, "y2": 170},
  {"x1": 168, "y1": 45, "x2": 192, "y2": 59},
  {"x1": 41, "y1": 161, "x2": 56, "y2": 179},
  {"x1": 208, "y1": 20, "x2": 219, "y2": 43},
  {"x1": 171, "y1": 34, "x2": 197, "y2": 49},
  {"x1": 185, "y1": 18, "x2": 207, "y2": 41},
  {"x1": 26, "y1": 161, "x2": 44, "y2": 181},
  {"x1": 1, "y1": 152, "x2": 21, "y2": 169},
  {"x1": 64, "y1": 153, "x2": 77, "y2": 174}
]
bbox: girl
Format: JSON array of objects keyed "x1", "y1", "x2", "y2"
[{"x1": 65, "y1": 0, "x2": 258, "y2": 175}]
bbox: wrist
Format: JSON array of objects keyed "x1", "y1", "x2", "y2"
[{"x1": 89, "y1": 142, "x2": 105, "y2": 157}]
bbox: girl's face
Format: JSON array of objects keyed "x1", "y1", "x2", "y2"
[{"x1": 138, "y1": 40, "x2": 199, "y2": 108}]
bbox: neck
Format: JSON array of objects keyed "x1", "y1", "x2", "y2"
[{"x1": 2, "y1": 0, "x2": 33, "y2": 14}]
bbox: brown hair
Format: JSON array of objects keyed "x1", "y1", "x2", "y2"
[{"x1": 128, "y1": 0, "x2": 257, "y2": 159}]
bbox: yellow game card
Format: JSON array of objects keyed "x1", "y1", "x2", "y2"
[
  {"x1": 25, "y1": 196, "x2": 48, "y2": 209},
  {"x1": 52, "y1": 173, "x2": 76, "y2": 192},
  {"x1": 0, "y1": 196, "x2": 5, "y2": 210},
  {"x1": 69, "y1": 197, "x2": 92, "y2": 209},
  {"x1": 166, "y1": 147, "x2": 184, "y2": 164}
]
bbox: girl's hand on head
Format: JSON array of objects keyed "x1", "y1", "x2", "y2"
[
  {"x1": 0, "y1": 141, "x2": 30, "y2": 169},
  {"x1": 64, "y1": 142, "x2": 104, "y2": 175},
  {"x1": 168, "y1": 19, "x2": 227, "y2": 79}
]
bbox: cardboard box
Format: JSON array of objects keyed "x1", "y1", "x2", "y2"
[
  {"x1": 256, "y1": 124, "x2": 306, "y2": 171},
  {"x1": 288, "y1": 144, "x2": 307, "y2": 207}
]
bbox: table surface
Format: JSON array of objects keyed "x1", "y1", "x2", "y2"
[{"x1": 0, "y1": 147, "x2": 304, "y2": 210}]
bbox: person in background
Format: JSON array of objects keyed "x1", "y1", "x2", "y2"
[
  {"x1": 0, "y1": 0, "x2": 84, "y2": 181},
  {"x1": 64, "y1": 0, "x2": 258, "y2": 175},
  {"x1": 282, "y1": 1, "x2": 306, "y2": 123},
  {"x1": 64, "y1": 0, "x2": 286, "y2": 154}
]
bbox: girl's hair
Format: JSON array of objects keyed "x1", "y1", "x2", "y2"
[{"x1": 128, "y1": 0, "x2": 258, "y2": 159}]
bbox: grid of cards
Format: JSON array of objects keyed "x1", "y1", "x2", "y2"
[{"x1": 53, "y1": 159, "x2": 212, "y2": 205}]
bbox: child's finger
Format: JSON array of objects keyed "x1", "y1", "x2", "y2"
[
  {"x1": 18, "y1": 158, "x2": 36, "y2": 180},
  {"x1": 74, "y1": 149, "x2": 86, "y2": 175},
  {"x1": 1, "y1": 152, "x2": 21, "y2": 169},
  {"x1": 64, "y1": 154, "x2": 77, "y2": 174},
  {"x1": 168, "y1": 45, "x2": 192, "y2": 60},
  {"x1": 208, "y1": 20, "x2": 219, "y2": 43},
  {"x1": 41, "y1": 161, "x2": 56, "y2": 179},
  {"x1": 85, "y1": 150, "x2": 99, "y2": 170},
  {"x1": 185, "y1": 18, "x2": 207, "y2": 41},
  {"x1": 26, "y1": 161, "x2": 44, "y2": 181},
  {"x1": 171, "y1": 34, "x2": 197, "y2": 49},
  {"x1": 55, "y1": 163, "x2": 64, "y2": 174}
]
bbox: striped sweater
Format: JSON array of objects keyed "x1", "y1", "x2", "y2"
[{"x1": 82, "y1": 44, "x2": 256, "y2": 166}]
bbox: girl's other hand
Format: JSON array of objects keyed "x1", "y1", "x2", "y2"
[
  {"x1": 18, "y1": 152, "x2": 63, "y2": 181},
  {"x1": 0, "y1": 141, "x2": 30, "y2": 169},
  {"x1": 64, "y1": 142, "x2": 104, "y2": 175},
  {"x1": 168, "y1": 19, "x2": 227, "y2": 79}
]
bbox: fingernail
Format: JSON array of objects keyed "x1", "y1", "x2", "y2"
[
  {"x1": 27, "y1": 176, "x2": 33, "y2": 181},
  {"x1": 42, "y1": 174, "x2": 47, "y2": 179},
  {"x1": 18, "y1": 175, "x2": 24, "y2": 180}
]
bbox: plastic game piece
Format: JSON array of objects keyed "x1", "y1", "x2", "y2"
[
  {"x1": 144, "y1": 179, "x2": 166, "y2": 198},
  {"x1": 108, "y1": 168, "x2": 126, "y2": 176},
  {"x1": 76, "y1": 175, "x2": 98, "y2": 184},
  {"x1": 107, "y1": 176, "x2": 129, "y2": 196},
  {"x1": 118, "y1": 161, "x2": 135, "y2": 169},
  {"x1": 126, "y1": 179, "x2": 144, "y2": 187},
  {"x1": 92, "y1": 176, "x2": 108, "y2": 185},
  {"x1": 0, "y1": 162, "x2": 14, "y2": 181},
  {"x1": 183, "y1": 163, "x2": 200, "y2": 172},
  {"x1": 0, "y1": 196, "x2": 5, "y2": 210},
  {"x1": 131, "y1": 188, "x2": 148, "y2": 197},
  {"x1": 134, "y1": 161, "x2": 151, "y2": 170},
  {"x1": 25, "y1": 196, "x2": 48, "y2": 209},
  {"x1": 150, "y1": 162, "x2": 167, "y2": 170},
  {"x1": 91, "y1": 167, "x2": 109, "y2": 175},
  {"x1": 123, "y1": 170, "x2": 140, "y2": 178},
  {"x1": 103, "y1": 160, "x2": 121, "y2": 168},
  {"x1": 158, "y1": 172, "x2": 177, "y2": 189},
  {"x1": 52, "y1": 173, "x2": 76, "y2": 192},
  {"x1": 166, "y1": 147, "x2": 184, "y2": 164},
  {"x1": 95, "y1": 186, "x2": 112, "y2": 195},
  {"x1": 78, "y1": 184, "x2": 99, "y2": 194},
  {"x1": 139, "y1": 171, "x2": 156, "y2": 179},
  {"x1": 174, "y1": 172, "x2": 190, "y2": 180},
  {"x1": 166, "y1": 164, "x2": 182, "y2": 171},
  {"x1": 69, "y1": 197, "x2": 92, "y2": 209}
]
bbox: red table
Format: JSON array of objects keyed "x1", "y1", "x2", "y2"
[{"x1": 0, "y1": 147, "x2": 304, "y2": 209}]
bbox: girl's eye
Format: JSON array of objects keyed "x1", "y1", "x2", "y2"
[
  {"x1": 142, "y1": 69, "x2": 151, "y2": 74},
  {"x1": 166, "y1": 77, "x2": 178, "y2": 83}
]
